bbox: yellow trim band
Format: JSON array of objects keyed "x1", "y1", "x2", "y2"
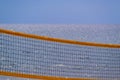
[
  {"x1": 0, "y1": 71, "x2": 96, "y2": 80},
  {"x1": 0, "y1": 28, "x2": 120, "y2": 48}
]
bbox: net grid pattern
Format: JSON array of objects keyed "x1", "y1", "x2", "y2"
[{"x1": 0, "y1": 33, "x2": 120, "y2": 79}]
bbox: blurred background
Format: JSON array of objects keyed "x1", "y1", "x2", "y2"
[{"x1": 0, "y1": 0, "x2": 120, "y2": 24}]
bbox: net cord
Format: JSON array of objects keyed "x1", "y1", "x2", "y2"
[{"x1": 0, "y1": 28, "x2": 120, "y2": 48}]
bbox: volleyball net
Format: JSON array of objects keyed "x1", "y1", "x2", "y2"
[{"x1": 0, "y1": 28, "x2": 120, "y2": 80}]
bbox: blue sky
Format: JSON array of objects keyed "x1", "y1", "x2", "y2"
[{"x1": 0, "y1": 0, "x2": 120, "y2": 24}]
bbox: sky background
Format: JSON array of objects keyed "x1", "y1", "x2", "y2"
[{"x1": 0, "y1": 0, "x2": 120, "y2": 24}]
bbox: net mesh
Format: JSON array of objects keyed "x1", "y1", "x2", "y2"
[{"x1": 0, "y1": 32, "x2": 120, "y2": 79}]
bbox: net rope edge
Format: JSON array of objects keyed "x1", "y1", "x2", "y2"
[
  {"x1": 0, "y1": 28, "x2": 120, "y2": 48},
  {"x1": 0, "y1": 71, "x2": 96, "y2": 80}
]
